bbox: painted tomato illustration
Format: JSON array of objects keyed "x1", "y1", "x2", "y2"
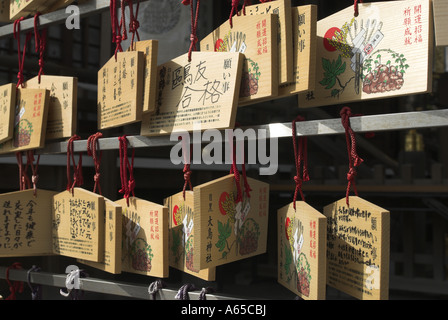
[{"x1": 173, "y1": 205, "x2": 180, "y2": 226}]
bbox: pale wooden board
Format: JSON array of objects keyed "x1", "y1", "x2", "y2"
[
  {"x1": 0, "y1": 83, "x2": 16, "y2": 144},
  {"x1": 128, "y1": 40, "x2": 159, "y2": 114},
  {"x1": 242, "y1": 0, "x2": 293, "y2": 85},
  {"x1": 298, "y1": 0, "x2": 433, "y2": 108},
  {"x1": 0, "y1": 0, "x2": 9, "y2": 22},
  {"x1": 193, "y1": 174, "x2": 269, "y2": 270},
  {"x1": 200, "y1": 14, "x2": 279, "y2": 106},
  {"x1": 116, "y1": 197, "x2": 169, "y2": 278},
  {"x1": 0, "y1": 88, "x2": 50, "y2": 154},
  {"x1": 433, "y1": 0, "x2": 448, "y2": 46},
  {"x1": 97, "y1": 51, "x2": 144, "y2": 130},
  {"x1": 0, "y1": 189, "x2": 57, "y2": 257},
  {"x1": 140, "y1": 51, "x2": 244, "y2": 136},
  {"x1": 323, "y1": 196, "x2": 390, "y2": 300},
  {"x1": 164, "y1": 190, "x2": 216, "y2": 281},
  {"x1": 9, "y1": 0, "x2": 43, "y2": 20},
  {"x1": 25, "y1": 75, "x2": 78, "y2": 140},
  {"x1": 78, "y1": 198, "x2": 123, "y2": 274},
  {"x1": 277, "y1": 201, "x2": 327, "y2": 300},
  {"x1": 52, "y1": 188, "x2": 105, "y2": 262}
]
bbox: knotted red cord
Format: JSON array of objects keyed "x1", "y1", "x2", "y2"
[
  {"x1": 340, "y1": 107, "x2": 364, "y2": 206},
  {"x1": 87, "y1": 132, "x2": 103, "y2": 195},
  {"x1": 34, "y1": 13, "x2": 47, "y2": 83},
  {"x1": 354, "y1": 0, "x2": 363, "y2": 16},
  {"x1": 228, "y1": 129, "x2": 251, "y2": 204},
  {"x1": 229, "y1": 0, "x2": 241, "y2": 28},
  {"x1": 110, "y1": 0, "x2": 128, "y2": 60},
  {"x1": 179, "y1": 136, "x2": 192, "y2": 200},
  {"x1": 13, "y1": 17, "x2": 32, "y2": 88},
  {"x1": 5, "y1": 262, "x2": 24, "y2": 300},
  {"x1": 16, "y1": 152, "x2": 31, "y2": 191},
  {"x1": 182, "y1": 0, "x2": 200, "y2": 62},
  {"x1": 292, "y1": 115, "x2": 310, "y2": 209},
  {"x1": 126, "y1": 0, "x2": 140, "y2": 49},
  {"x1": 241, "y1": 0, "x2": 251, "y2": 15},
  {"x1": 26, "y1": 150, "x2": 40, "y2": 196},
  {"x1": 66, "y1": 135, "x2": 84, "y2": 195},
  {"x1": 118, "y1": 135, "x2": 135, "y2": 206}
]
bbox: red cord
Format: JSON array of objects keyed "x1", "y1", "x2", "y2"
[
  {"x1": 179, "y1": 136, "x2": 192, "y2": 200},
  {"x1": 13, "y1": 17, "x2": 32, "y2": 88},
  {"x1": 291, "y1": 115, "x2": 310, "y2": 210},
  {"x1": 110, "y1": 0, "x2": 127, "y2": 60},
  {"x1": 340, "y1": 107, "x2": 364, "y2": 206},
  {"x1": 354, "y1": 0, "x2": 363, "y2": 16},
  {"x1": 16, "y1": 151, "x2": 31, "y2": 191},
  {"x1": 118, "y1": 135, "x2": 135, "y2": 206},
  {"x1": 66, "y1": 135, "x2": 83, "y2": 195},
  {"x1": 26, "y1": 150, "x2": 40, "y2": 196},
  {"x1": 5, "y1": 262, "x2": 24, "y2": 300},
  {"x1": 125, "y1": 0, "x2": 140, "y2": 49},
  {"x1": 182, "y1": 0, "x2": 200, "y2": 62},
  {"x1": 34, "y1": 13, "x2": 47, "y2": 83},
  {"x1": 87, "y1": 132, "x2": 103, "y2": 195},
  {"x1": 229, "y1": 0, "x2": 240, "y2": 28}
]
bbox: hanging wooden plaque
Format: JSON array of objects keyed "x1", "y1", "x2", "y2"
[
  {"x1": 25, "y1": 75, "x2": 78, "y2": 140},
  {"x1": 78, "y1": 198, "x2": 122, "y2": 274},
  {"x1": 200, "y1": 14, "x2": 279, "y2": 106},
  {"x1": 128, "y1": 40, "x2": 159, "y2": 114},
  {"x1": 242, "y1": 0, "x2": 293, "y2": 85},
  {"x1": 0, "y1": 189, "x2": 57, "y2": 257},
  {"x1": 323, "y1": 196, "x2": 390, "y2": 300},
  {"x1": 0, "y1": 88, "x2": 50, "y2": 154},
  {"x1": 433, "y1": 0, "x2": 448, "y2": 46},
  {"x1": 140, "y1": 51, "x2": 244, "y2": 136},
  {"x1": 164, "y1": 190, "x2": 216, "y2": 281},
  {"x1": 97, "y1": 51, "x2": 144, "y2": 130},
  {"x1": 9, "y1": 0, "x2": 44, "y2": 20},
  {"x1": 117, "y1": 197, "x2": 169, "y2": 278},
  {"x1": 277, "y1": 201, "x2": 326, "y2": 300},
  {"x1": 52, "y1": 188, "x2": 105, "y2": 262},
  {"x1": 192, "y1": 174, "x2": 269, "y2": 270},
  {"x1": 278, "y1": 5, "x2": 317, "y2": 97},
  {"x1": 298, "y1": 0, "x2": 433, "y2": 108},
  {"x1": 0, "y1": 83, "x2": 16, "y2": 144}
]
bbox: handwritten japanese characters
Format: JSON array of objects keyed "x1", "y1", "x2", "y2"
[
  {"x1": 164, "y1": 191, "x2": 216, "y2": 281},
  {"x1": 0, "y1": 88, "x2": 50, "y2": 154},
  {"x1": 200, "y1": 14, "x2": 278, "y2": 106},
  {"x1": 277, "y1": 201, "x2": 327, "y2": 300},
  {"x1": 78, "y1": 199, "x2": 122, "y2": 274},
  {"x1": 25, "y1": 75, "x2": 78, "y2": 140},
  {"x1": 52, "y1": 188, "x2": 105, "y2": 262},
  {"x1": 323, "y1": 197, "x2": 390, "y2": 300},
  {"x1": 97, "y1": 51, "x2": 144, "y2": 129},
  {"x1": 242, "y1": 0, "x2": 293, "y2": 85},
  {"x1": 140, "y1": 51, "x2": 243, "y2": 136},
  {"x1": 116, "y1": 197, "x2": 168, "y2": 278},
  {"x1": 0, "y1": 189, "x2": 56, "y2": 257},
  {"x1": 278, "y1": 5, "x2": 317, "y2": 97},
  {"x1": 192, "y1": 174, "x2": 269, "y2": 270},
  {"x1": 0, "y1": 83, "x2": 15, "y2": 144},
  {"x1": 298, "y1": 0, "x2": 433, "y2": 108}
]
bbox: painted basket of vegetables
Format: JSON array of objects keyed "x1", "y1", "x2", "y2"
[
  {"x1": 185, "y1": 234, "x2": 199, "y2": 272},
  {"x1": 13, "y1": 119, "x2": 33, "y2": 147},
  {"x1": 296, "y1": 253, "x2": 311, "y2": 297},
  {"x1": 130, "y1": 238, "x2": 153, "y2": 272},
  {"x1": 240, "y1": 58, "x2": 260, "y2": 98},
  {"x1": 238, "y1": 218, "x2": 260, "y2": 255}
]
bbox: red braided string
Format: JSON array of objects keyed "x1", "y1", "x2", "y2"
[
  {"x1": 126, "y1": 0, "x2": 140, "y2": 49},
  {"x1": 34, "y1": 13, "x2": 47, "y2": 84},
  {"x1": 26, "y1": 150, "x2": 40, "y2": 196},
  {"x1": 5, "y1": 262, "x2": 24, "y2": 300},
  {"x1": 241, "y1": 0, "x2": 251, "y2": 15},
  {"x1": 110, "y1": 0, "x2": 127, "y2": 60},
  {"x1": 340, "y1": 107, "x2": 364, "y2": 206},
  {"x1": 292, "y1": 115, "x2": 310, "y2": 210},
  {"x1": 229, "y1": 0, "x2": 240, "y2": 28},
  {"x1": 354, "y1": 0, "x2": 363, "y2": 16},
  {"x1": 13, "y1": 17, "x2": 32, "y2": 88},
  {"x1": 16, "y1": 152, "x2": 31, "y2": 191},
  {"x1": 87, "y1": 132, "x2": 103, "y2": 195},
  {"x1": 179, "y1": 136, "x2": 192, "y2": 200},
  {"x1": 66, "y1": 135, "x2": 83, "y2": 195},
  {"x1": 182, "y1": 0, "x2": 200, "y2": 62},
  {"x1": 118, "y1": 136, "x2": 135, "y2": 206},
  {"x1": 228, "y1": 130, "x2": 243, "y2": 204}
]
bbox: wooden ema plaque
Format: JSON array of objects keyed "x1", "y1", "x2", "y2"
[
  {"x1": 192, "y1": 174, "x2": 269, "y2": 270},
  {"x1": 25, "y1": 75, "x2": 78, "y2": 140},
  {"x1": 323, "y1": 196, "x2": 390, "y2": 300},
  {"x1": 0, "y1": 189, "x2": 57, "y2": 257},
  {"x1": 0, "y1": 88, "x2": 50, "y2": 154},
  {"x1": 277, "y1": 201, "x2": 327, "y2": 300},
  {"x1": 298, "y1": 0, "x2": 433, "y2": 108},
  {"x1": 9, "y1": 0, "x2": 43, "y2": 20},
  {"x1": 0, "y1": 83, "x2": 16, "y2": 144},
  {"x1": 52, "y1": 188, "x2": 105, "y2": 262},
  {"x1": 164, "y1": 190, "x2": 216, "y2": 281},
  {"x1": 78, "y1": 199, "x2": 122, "y2": 274},
  {"x1": 140, "y1": 51, "x2": 244, "y2": 136},
  {"x1": 0, "y1": 0, "x2": 9, "y2": 22},
  {"x1": 278, "y1": 5, "x2": 317, "y2": 97},
  {"x1": 433, "y1": 0, "x2": 448, "y2": 46},
  {"x1": 200, "y1": 14, "x2": 278, "y2": 106},
  {"x1": 128, "y1": 40, "x2": 159, "y2": 114},
  {"x1": 242, "y1": 0, "x2": 293, "y2": 85},
  {"x1": 97, "y1": 51, "x2": 144, "y2": 130},
  {"x1": 116, "y1": 197, "x2": 168, "y2": 278}
]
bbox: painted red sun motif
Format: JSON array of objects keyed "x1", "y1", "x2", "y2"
[{"x1": 323, "y1": 27, "x2": 340, "y2": 52}]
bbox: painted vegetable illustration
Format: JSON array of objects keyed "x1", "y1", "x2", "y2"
[
  {"x1": 240, "y1": 58, "x2": 260, "y2": 97},
  {"x1": 296, "y1": 253, "x2": 311, "y2": 297},
  {"x1": 239, "y1": 218, "x2": 260, "y2": 255},
  {"x1": 185, "y1": 234, "x2": 198, "y2": 272},
  {"x1": 173, "y1": 204, "x2": 182, "y2": 226},
  {"x1": 170, "y1": 228, "x2": 183, "y2": 265},
  {"x1": 13, "y1": 119, "x2": 33, "y2": 147},
  {"x1": 130, "y1": 238, "x2": 153, "y2": 272}
]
